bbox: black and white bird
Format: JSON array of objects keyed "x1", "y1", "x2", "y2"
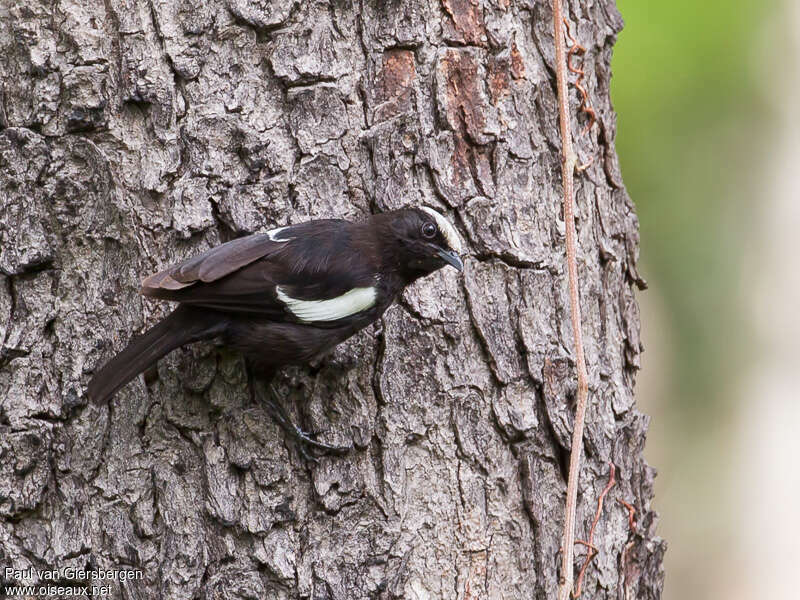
[{"x1": 88, "y1": 207, "x2": 464, "y2": 456}]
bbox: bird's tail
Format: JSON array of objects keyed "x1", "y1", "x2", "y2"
[{"x1": 87, "y1": 305, "x2": 225, "y2": 404}]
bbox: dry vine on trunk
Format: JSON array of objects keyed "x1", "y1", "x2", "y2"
[{"x1": 0, "y1": 0, "x2": 664, "y2": 598}]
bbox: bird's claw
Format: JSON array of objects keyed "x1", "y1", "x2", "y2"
[
  {"x1": 295, "y1": 440, "x2": 319, "y2": 463},
  {"x1": 290, "y1": 426, "x2": 350, "y2": 460},
  {"x1": 260, "y1": 388, "x2": 351, "y2": 461}
]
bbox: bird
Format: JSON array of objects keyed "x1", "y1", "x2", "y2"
[{"x1": 88, "y1": 207, "x2": 464, "y2": 458}]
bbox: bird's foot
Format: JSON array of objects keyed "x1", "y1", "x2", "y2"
[
  {"x1": 292, "y1": 425, "x2": 348, "y2": 452},
  {"x1": 290, "y1": 427, "x2": 350, "y2": 463},
  {"x1": 263, "y1": 385, "x2": 351, "y2": 461}
]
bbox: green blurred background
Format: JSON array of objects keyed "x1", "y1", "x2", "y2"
[{"x1": 612, "y1": 0, "x2": 800, "y2": 598}]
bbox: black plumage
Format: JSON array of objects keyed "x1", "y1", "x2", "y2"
[{"x1": 88, "y1": 207, "x2": 463, "y2": 456}]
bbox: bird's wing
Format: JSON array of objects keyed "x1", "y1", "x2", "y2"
[
  {"x1": 141, "y1": 232, "x2": 285, "y2": 291},
  {"x1": 140, "y1": 220, "x2": 380, "y2": 323}
]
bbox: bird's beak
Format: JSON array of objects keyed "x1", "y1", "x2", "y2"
[{"x1": 436, "y1": 248, "x2": 464, "y2": 271}]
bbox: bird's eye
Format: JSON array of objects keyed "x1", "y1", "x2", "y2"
[{"x1": 421, "y1": 222, "x2": 437, "y2": 238}]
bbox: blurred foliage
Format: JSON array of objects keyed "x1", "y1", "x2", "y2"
[
  {"x1": 611, "y1": 0, "x2": 768, "y2": 420},
  {"x1": 611, "y1": 1, "x2": 774, "y2": 596}
]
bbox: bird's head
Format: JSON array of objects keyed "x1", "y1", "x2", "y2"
[{"x1": 376, "y1": 207, "x2": 464, "y2": 280}]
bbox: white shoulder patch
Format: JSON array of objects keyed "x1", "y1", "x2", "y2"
[
  {"x1": 420, "y1": 206, "x2": 463, "y2": 253},
  {"x1": 276, "y1": 286, "x2": 377, "y2": 323},
  {"x1": 266, "y1": 226, "x2": 293, "y2": 242}
]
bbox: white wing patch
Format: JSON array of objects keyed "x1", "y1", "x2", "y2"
[
  {"x1": 276, "y1": 286, "x2": 377, "y2": 323},
  {"x1": 266, "y1": 226, "x2": 293, "y2": 242},
  {"x1": 420, "y1": 206, "x2": 463, "y2": 253}
]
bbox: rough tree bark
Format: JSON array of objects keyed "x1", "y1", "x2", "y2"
[{"x1": 0, "y1": 0, "x2": 665, "y2": 598}]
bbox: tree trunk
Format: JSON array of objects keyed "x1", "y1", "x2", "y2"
[{"x1": 0, "y1": 0, "x2": 664, "y2": 598}]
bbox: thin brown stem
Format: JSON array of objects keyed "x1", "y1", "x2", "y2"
[
  {"x1": 552, "y1": 2, "x2": 591, "y2": 599},
  {"x1": 563, "y1": 17, "x2": 597, "y2": 135},
  {"x1": 618, "y1": 498, "x2": 637, "y2": 533},
  {"x1": 573, "y1": 462, "x2": 616, "y2": 598}
]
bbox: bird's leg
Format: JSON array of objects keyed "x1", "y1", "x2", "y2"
[
  {"x1": 265, "y1": 383, "x2": 349, "y2": 456},
  {"x1": 245, "y1": 360, "x2": 348, "y2": 459}
]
